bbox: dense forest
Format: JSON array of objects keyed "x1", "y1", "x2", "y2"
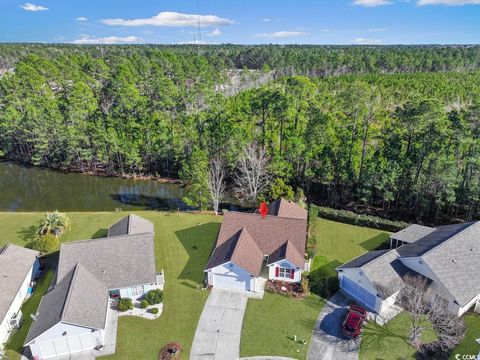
[{"x1": 1, "y1": 44, "x2": 480, "y2": 223}]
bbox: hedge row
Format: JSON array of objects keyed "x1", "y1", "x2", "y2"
[{"x1": 310, "y1": 204, "x2": 409, "y2": 232}]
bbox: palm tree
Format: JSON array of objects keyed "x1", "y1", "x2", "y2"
[{"x1": 37, "y1": 211, "x2": 71, "y2": 237}]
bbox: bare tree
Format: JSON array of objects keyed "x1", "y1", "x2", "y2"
[
  {"x1": 396, "y1": 274, "x2": 465, "y2": 353},
  {"x1": 234, "y1": 144, "x2": 272, "y2": 205},
  {"x1": 207, "y1": 157, "x2": 227, "y2": 215}
]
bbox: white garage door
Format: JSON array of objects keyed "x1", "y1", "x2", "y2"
[
  {"x1": 213, "y1": 273, "x2": 249, "y2": 291},
  {"x1": 39, "y1": 333, "x2": 96, "y2": 359}
]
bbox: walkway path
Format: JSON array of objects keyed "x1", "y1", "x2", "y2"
[
  {"x1": 307, "y1": 291, "x2": 360, "y2": 360},
  {"x1": 191, "y1": 288, "x2": 248, "y2": 360}
]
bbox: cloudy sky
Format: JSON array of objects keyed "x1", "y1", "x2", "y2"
[{"x1": 0, "y1": 0, "x2": 479, "y2": 44}]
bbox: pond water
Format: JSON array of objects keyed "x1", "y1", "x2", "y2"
[{"x1": 0, "y1": 161, "x2": 191, "y2": 212}]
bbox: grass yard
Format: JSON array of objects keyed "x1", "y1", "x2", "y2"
[
  {"x1": 241, "y1": 293, "x2": 324, "y2": 359},
  {"x1": 309, "y1": 218, "x2": 391, "y2": 297},
  {"x1": 0, "y1": 211, "x2": 222, "y2": 359},
  {"x1": 4, "y1": 270, "x2": 54, "y2": 360},
  {"x1": 450, "y1": 312, "x2": 480, "y2": 359},
  {"x1": 360, "y1": 312, "x2": 437, "y2": 360}
]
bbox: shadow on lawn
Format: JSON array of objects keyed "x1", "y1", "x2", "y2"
[
  {"x1": 17, "y1": 224, "x2": 38, "y2": 244},
  {"x1": 175, "y1": 222, "x2": 220, "y2": 285},
  {"x1": 91, "y1": 228, "x2": 108, "y2": 239},
  {"x1": 309, "y1": 260, "x2": 342, "y2": 298},
  {"x1": 361, "y1": 320, "x2": 409, "y2": 349},
  {"x1": 359, "y1": 233, "x2": 390, "y2": 251}
]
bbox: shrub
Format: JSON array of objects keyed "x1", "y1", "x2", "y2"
[
  {"x1": 140, "y1": 300, "x2": 149, "y2": 309},
  {"x1": 37, "y1": 211, "x2": 70, "y2": 237},
  {"x1": 30, "y1": 233, "x2": 59, "y2": 254},
  {"x1": 145, "y1": 289, "x2": 163, "y2": 305},
  {"x1": 308, "y1": 268, "x2": 339, "y2": 298},
  {"x1": 150, "y1": 307, "x2": 159, "y2": 315},
  {"x1": 306, "y1": 204, "x2": 319, "y2": 258},
  {"x1": 117, "y1": 298, "x2": 133, "y2": 312},
  {"x1": 312, "y1": 204, "x2": 409, "y2": 232}
]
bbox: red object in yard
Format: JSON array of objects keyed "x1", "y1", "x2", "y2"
[
  {"x1": 259, "y1": 202, "x2": 269, "y2": 218},
  {"x1": 342, "y1": 305, "x2": 367, "y2": 338}
]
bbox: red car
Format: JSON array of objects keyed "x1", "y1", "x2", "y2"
[{"x1": 342, "y1": 305, "x2": 367, "y2": 338}]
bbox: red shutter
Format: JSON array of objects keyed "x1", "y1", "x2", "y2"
[
  {"x1": 290, "y1": 269, "x2": 295, "y2": 279},
  {"x1": 275, "y1": 267, "x2": 279, "y2": 277}
]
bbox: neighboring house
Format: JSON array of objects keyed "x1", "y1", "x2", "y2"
[
  {"x1": 205, "y1": 199, "x2": 308, "y2": 292},
  {"x1": 337, "y1": 222, "x2": 480, "y2": 317},
  {"x1": 0, "y1": 245, "x2": 40, "y2": 346},
  {"x1": 25, "y1": 214, "x2": 163, "y2": 360}
]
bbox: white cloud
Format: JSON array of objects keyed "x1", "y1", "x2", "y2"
[
  {"x1": 207, "y1": 28, "x2": 222, "y2": 36},
  {"x1": 72, "y1": 35, "x2": 143, "y2": 44},
  {"x1": 352, "y1": 37, "x2": 384, "y2": 44},
  {"x1": 20, "y1": 3, "x2": 48, "y2": 11},
  {"x1": 262, "y1": 18, "x2": 272, "y2": 22},
  {"x1": 254, "y1": 31, "x2": 308, "y2": 38},
  {"x1": 76, "y1": 17, "x2": 88, "y2": 21},
  {"x1": 101, "y1": 11, "x2": 234, "y2": 27},
  {"x1": 353, "y1": 0, "x2": 392, "y2": 6},
  {"x1": 178, "y1": 39, "x2": 217, "y2": 45},
  {"x1": 368, "y1": 27, "x2": 389, "y2": 32},
  {"x1": 417, "y1": 0, "x2": 480, "y2": 4}
]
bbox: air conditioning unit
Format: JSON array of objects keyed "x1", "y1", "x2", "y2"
[{"x1": 9, "y1": 311, "x2": 23, "y2": 330}]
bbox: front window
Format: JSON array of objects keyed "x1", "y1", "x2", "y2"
[
  {"x1": 131, "y1": 285, "x2": 144, "y2": 297},
  {"x1": 278, "y1": 267, "x2": 293, "y2": 278}
]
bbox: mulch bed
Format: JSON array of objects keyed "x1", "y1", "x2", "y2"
[
  {"x1": 265, "y1": 280, "x2": 306, "y2": 298},
  {"x1": 158, "y1": 342, "x2": 182, "y2": 360}
]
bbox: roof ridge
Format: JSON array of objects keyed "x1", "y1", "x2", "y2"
[
  {"x1": 422, "y1": 222, "x2": 477, "y2": 257},
  {"x1": 60, "y1": 264, "x2": 80, "y2": 319},
  {"x1": 61, "y1": 231, "x2": 153, "y2": 247},
  {"x1": 225, "y1": 211, "x2": 307, "y2": 222},
  {"x1": 363, "y1": 249, "x2": 397, "y2": 267}
]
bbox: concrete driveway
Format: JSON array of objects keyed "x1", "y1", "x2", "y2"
[
  {"x1": 307, "y1": 292, "x2": 360, "y2": 360},
  {"x1": 191, "y1": 288, "x2": 248, "y2": 360}
]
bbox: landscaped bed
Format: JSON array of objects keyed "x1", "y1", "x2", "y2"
[{"x1": 0, "y1": 211, "x2": 221, "y2": 359}]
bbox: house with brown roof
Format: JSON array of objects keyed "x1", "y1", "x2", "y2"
[{"x1": 205, "y1": 199, "x2": 308, "y2": 293}]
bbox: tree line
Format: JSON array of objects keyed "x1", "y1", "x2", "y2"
[{"x1": 1, "y1": 45, "x2": 480, "y2": 223}]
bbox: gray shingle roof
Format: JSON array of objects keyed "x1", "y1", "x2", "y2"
[
  {"x1": 107, "y1": 214, "x2": 154, "y2": 237},
  {"x1": 25, "y1": 264, "x2": 108, "y2": 344},
  {"x1": 337, "y1": 249, "x2": 416, "y2": 299},
  {"x1": 397, "y1": 222, "x2": 475, "y2": 257},
  {"x1": 390, "y1": 224, "x2": 435, "y2": 243},
  {"x1": 337, "y1": 250, "x2": 390, "y2": 270},
  {"x1": 57, "y1": 232, "x2": 157, "y2": 290},
  {"x1": 0, "y1": 244, "x2": 38, "y2": 323},
  {"x1": 422, "y1": 221, "x2": 480, "y2": 306}
]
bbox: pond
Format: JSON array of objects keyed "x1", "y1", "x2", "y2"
[{"x1": 0, "y1": 161, "x2": 192, "y2": 212}]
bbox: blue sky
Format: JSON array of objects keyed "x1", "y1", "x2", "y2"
[{"x1": 0, "y1": 0, "x2": 479, "y2": 44}]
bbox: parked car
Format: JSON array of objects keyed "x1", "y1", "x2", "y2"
[{"x1": 342, "y1": 305, "x2": 367, "y2": 338}]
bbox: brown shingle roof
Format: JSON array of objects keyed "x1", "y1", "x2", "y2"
[
  {"x1": 231, "y1": 228, "x2": 264, "y2": 276},
  {"x1": 269, "y1": 199, "x2": 307, "y2": 220},
  {"x1": 207, "y1": 207, "x2": 307, "y2": 274}
]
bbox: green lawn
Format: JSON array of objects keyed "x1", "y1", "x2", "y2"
[
  {"x1": 360, "y1": 312, "x2": 437, "y2": 360},
  {"x1": 4, "y1": 270, "x2": 54, "y2": 360},
  {"x1": 309, "y1": 218, "x2": 391, "y2": 298},
  {"x1": 0, "y1": 211, "x2": 222, "y2": 359},
  {"x1": 241, "y1": 293, "x2": 325, "y2": 359},
  {"x1": 451, "y1": 312, "x2": 480, "y2": 359}
]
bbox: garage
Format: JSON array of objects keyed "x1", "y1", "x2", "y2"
[
  {"x1": 340, "y1": 276, "x2": 377, "y2": 310},
  {"x1": 213, "y1": 273, "x2": 250, "y2": 291},
  {"x1": 38, "y1": 333, "x2": 96, "y2": 359}
]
